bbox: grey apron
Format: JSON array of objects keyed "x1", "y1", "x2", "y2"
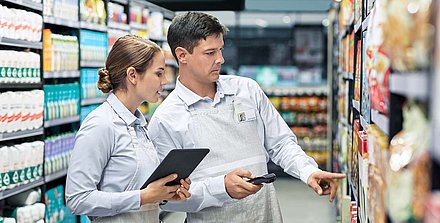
[
  {"x1": 185, "y1": 97, "x2": 283, "y2": 223},
  {"x1": 94, "y1": 103, "x2": 160, "y2": 223}
]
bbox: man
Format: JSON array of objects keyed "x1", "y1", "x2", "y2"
[{"x1": 148, "y1": 12, "x2": 345, "y2": 222}]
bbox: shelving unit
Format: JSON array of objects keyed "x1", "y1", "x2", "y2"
[
  {"x1": 329, "y1": 0, "x2": 436, "y2": 222},
  {"x1": 44, "y1": 71, "x2": 80, "y2": 79},
  {"x1": 0, "y1": 37, "x2": 43, "y2": 49},
  {"x1": 81, "y1": 97, "x2": 107, "y2": 106},
  {"x1": 0, "y1": 179, "x2": 45, "y2": 200},
  {"x1": 262, "y1": 86, "x2": 328, "y2": 96},
  {"x1": 44, "y1": 169, "x2": 68, "y2": 184},
  {"x1": 0, "y1": 128, "x2": 44, "y2": 142},
  {"x1": 1, "y1": 0, "x2": 43, "y2": 11},
  {"x1": 389, "y1": 72, "x2": 429, "y2": 100},
  {"x1": 1, "y1": 0, "x2": 178, "y2": 221},
  {"x1": 0, "y1": 83, "x2": 42, "y2": 89},
  {"x1": 43, "y1": 16, "x2": 79, "y2": 29},
  {"x1": 371, "y1": 109, "x2": 389, "y2": 135},
  {"x1": 44, "y1": 116, "x2": 81, "y2": 128},
  {"x1": 79, "y1": 22, "x2": 108, "y2": 32},
  {"x1": 80, "y1": 61, "x2": 104, "y2": 68}
]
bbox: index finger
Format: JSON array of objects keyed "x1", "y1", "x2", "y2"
[{"x1": 325, "y1": 172, "x2": 345, "y2": 180}]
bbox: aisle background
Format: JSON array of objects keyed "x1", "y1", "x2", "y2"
[{"x1": 163, "y1": 178, "x2": 336, "y2": 223}]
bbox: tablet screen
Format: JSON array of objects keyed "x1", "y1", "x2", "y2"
[{"x1": 141, "y1": 148, "x2": 210, "y2": 188}]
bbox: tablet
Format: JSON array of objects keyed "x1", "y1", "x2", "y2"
[{"x1": 141, "y1": 148, "x2": 210, "y2": 189}]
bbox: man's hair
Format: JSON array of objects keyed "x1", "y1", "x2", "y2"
[{"x1": 167, "y1": 12, "x2": 229, "y2": 60}]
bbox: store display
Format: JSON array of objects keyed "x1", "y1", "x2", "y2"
[
  {"x1": 239, "y1": 66, "x2": 323, "y2": 87},
  {"x1": 44, "y1": 132, "x2": 75, "y2": 176},
  {"x1": 45, "y1": 185, "x2": 76, "y2": 223},
  {"x1": 388, "y1": 103, "x2": 431, "y2": 222},
  {"x1": 108, "y1": 2, "x2": 127, "y2": 25},
  {"x1": 3, "y1": 202, "x2": 45, "y2": 223},
  {"x1": 80, "y1": 68, "x2": 105, "y2": 100},
  {"x1": 330, "y1": 0, "x2": 437, "y2": 222},
  {"x1": 79, "y1": 0, "x2": 106, "y2": 25},
  {"x1": 382, "y1": 0, "x2": 433, "y2": 72},
  {"x1": 44, "y1": 84, "x2": 80, "y2": 121},
  {"x1": 149, "y1": 11, "x2": 164, "y2": 40},
  {"x1": 0, "y1": 51, "x2": 41, "y2": 84},
  {"x1": 0, "y1": 5, "x2": 42, "y2": 42},
  {"x1": 79, "y1": 30, "x2": 107, "y2": 64},
  {"x1": 43, "y1": 0, "x2": 78, "y2": 21},
  {"x1": 0, "y1": 141, "x2": 44, "y2": 191},
  {"x1": 129, "y1": 4, "x2": 149, "y2": 38},
  {"x1": 365, "y1": 1, "x2": 390, "y2": 115},
  {"x1": 0, "y1": 1, "x2": 176, "y2": 222},
  {"x1": 0, "y1": 90, "x2": 44, "y2": 133},
  {"x1": 43, "y1": 30, "x2": 79, "y2": 73}
]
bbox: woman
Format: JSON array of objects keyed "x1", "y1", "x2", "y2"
[{"x1": 66, "y1": 35, "x2": 191, "y2": 222}]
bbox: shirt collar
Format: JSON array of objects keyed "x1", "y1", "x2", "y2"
[
  {"x1": 107, "y1": 93, "x2": 147, "y2": 126},
  {"x1": 175, "y1": 76, "x2": 236, "y2": 107}
]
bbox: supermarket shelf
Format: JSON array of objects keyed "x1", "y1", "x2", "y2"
[
  {"x1": 44, "y1": 169, "x2": 68, "y2": 183},
  {"x1": 108, "y1": 22, "x2": 130, "y2": 31},
  {"x1": 81, "y1": 97, "x2": 107, "y2": 106},
  {"x1": 44, "y1": 70, "x2": 80, "y2": 79},
  {"x1": 263, "y1": 86, "x2": 328, "y2": 96},
  {"x1": 44, "y1": 116, "x2": 80, "y2": 128},
  {"x1": 389, "y1": 72, "x2": 429, "y2": 100},
  {"x1": 150, "y1": 36, "x2": 167, "y2": 42},
  {"x1": 371, "y1": 109, "x2": 389, "y2": 135},
  {"x1": 109, "y1": 0, "x2": 128, "y2": 5},
  {"x1": 130, "y1": 23, "x2": 147, "y2": 31},
  {"x1": 352, "y1": 100, "x2": 360, "y2": 112},
  {"x1": 163, "y1": 83, "x2": 175, "y2": 91},
  {"x1": 360, "y1": 115, "x2": 368, "y2": 130},
  {"x1": 0, "y1": 82, "x2": 42, "y2": 89},
  {"x1": 80, "y1": 21, "x2": 107, "y2": 32},
  {"x1": 0, "y1": 178, "x2": 44, "y2": 200},
  {"x1": 165, "y1": 59, "x2": 178, "y2": 68},
  {"x1": 43, "y1": 16, "x2": 79, "y2": 29},
  {"x1": 342, "y1": 72, "x2": 354, "y2": 80},
  {"x1": 0, "y1": 37, "x2": 42, "y2": 49},
  {"x1": 0, "y1": 128, "x2": 44, "y2": 142},
  {"x1": 80, "y1": 61, "x2": 104, "y2": 68},
  {"x1": 2, "y1": 0, "x2": 42, "y2": 11},
  {"x1": 362, "y1": 14, "x2": 370, "y2": 31}
]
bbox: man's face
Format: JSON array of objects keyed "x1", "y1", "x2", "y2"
[{"x1": 186, "y1": 34, "x2": 225, "y2": 84}]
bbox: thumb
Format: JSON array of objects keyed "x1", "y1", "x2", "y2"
[
  {"x1": 234, "y1": 169, "x2": 253, "y2": 178},
  {"x1": 159, "y1": 173, "x2": 178, "y2": 184},
  {"x1": 308, "y1": 179, "x2": 323, "y2": 195}
]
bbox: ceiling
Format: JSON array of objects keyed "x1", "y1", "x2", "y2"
[
  {"x1": 150, "y1": 0, "x2": 332, "y2": 12},
  {"x1": 153, "y1": 0, "x2": 331, "y2": 27}
]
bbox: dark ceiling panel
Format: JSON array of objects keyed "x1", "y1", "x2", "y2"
[{"x1": 149, "y1": 0, "x2": 245, "y2": 11}]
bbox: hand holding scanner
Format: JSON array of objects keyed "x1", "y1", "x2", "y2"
[{"x1": 247, "y1": 173, "x2": 277, "y2": 185}]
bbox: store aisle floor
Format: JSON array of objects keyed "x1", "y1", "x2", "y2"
[{"x1": 163, "y1": 177, "x2": 336, "y2": 223}]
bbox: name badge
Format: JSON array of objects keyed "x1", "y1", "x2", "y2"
[{"x1": 237, "y1": 109, "x2": 256, "y2": 123}]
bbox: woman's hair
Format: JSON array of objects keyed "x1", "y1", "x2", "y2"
[
  {"x1": 97, "y1": 35, "x2": 162, "y2": 93},
  {"x1": 167, "y1": 12, "x2": 228, "y2": 61}
]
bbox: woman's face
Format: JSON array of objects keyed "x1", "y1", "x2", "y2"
[{"x1": 136, "y1": 51, "x2": 168, "y2": 103}]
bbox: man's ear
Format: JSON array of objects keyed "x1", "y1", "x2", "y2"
[
  {"x1": 175, "y1": 47, "x2": 188, "y2": 64},
  {"x1": 126, "y1": 67, "x2": 137, "y2": 85}
]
